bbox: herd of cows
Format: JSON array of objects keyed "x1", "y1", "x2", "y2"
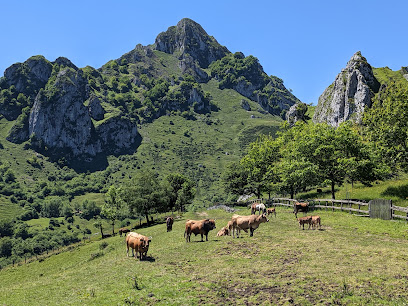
[{"x1": 123, "y1": 202, "x2": 322, "y2": 260}]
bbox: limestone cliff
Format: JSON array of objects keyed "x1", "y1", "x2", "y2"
[{"x1": 313, "y1": 51, "x2": 380, "y2": 127}]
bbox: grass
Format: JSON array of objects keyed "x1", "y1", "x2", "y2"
[
  {"x1": 0, "y1": 197, "x2": 24, "y2": 220},
  {"x1": 2, "y1": 207, "x2": 408, "y2": 304}
]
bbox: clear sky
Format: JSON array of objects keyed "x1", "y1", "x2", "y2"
[{"x1": 1, "y1": 0, "x2": 407, "y2": 105}]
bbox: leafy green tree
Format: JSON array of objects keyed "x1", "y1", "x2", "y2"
[
  {"x1": 41, "y1": 198, "x2": 62, "y2": 218},
  {"x1": 240, "y1": 135, "x2": 281, "y2": 198},
  {"x1": 222, "y1": 162, "x2": 249, "y2": 198},
  {"x1": 93, "y1": 218, "x2": 104, "y2": 238},
  {"x1": 102, "y1": 186, "x2": 122, "y2": 235},
  {"x1": 13, "y1": 222, "x2": 30, "y2": 240},
  {"x1": 0, "y1": 237, "x2": 13, "y2": 257},
  {"x1": 364, "y1": 82, "x2": 408, "y2": 171},
  {"x1": 0, "y1": 220, "x2": 14, "y2": 238},
  {"x1": 121, "y1": 170, "x2": 167, "y2": 225},
  {"x1": 289, "y1": 122, "x2": 377, "y2": 199},
  {"x1": 81, "y1": 200, "x2": 101, "y2": 220},
  {"x1": 165, "y1": 173, "x2": 195, "y2": 212}
]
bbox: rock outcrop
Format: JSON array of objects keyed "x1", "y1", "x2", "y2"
[
  {"x1": 154, "y1": 18, "x2": 230, "y2": 69},
  {"x1": 313, "y1": 51, "x2": 380, "y2": 127},
  {"x1": 286, "y1": 102, "x2": 308, "y2": 126},
  {"x1": 27, "y1": 68, "x2": 139, "y2": 159}
]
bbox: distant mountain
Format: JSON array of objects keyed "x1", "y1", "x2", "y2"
[{"x1": 0, "y1": 18, "x2": 299, "y2": 163}]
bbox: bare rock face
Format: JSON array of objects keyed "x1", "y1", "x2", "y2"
[
  {"x1": 4, "y1": 56, "x2": 53, "y2": 93},
  {"x1": 28, "y1": 68, "x2": 139, "y2": 159},
  {"x1": 313, "y1": 51, "x2": 380, "y2": 127},
  {"x1": 29, "y1": 68, "x2": 100, "y2": 157},
  {"x1": 88, "y1": 96, "x2": 105, "y2": 120},
  {"x1": 154, "y1": 18, "x2": 230, "y2": 69}
]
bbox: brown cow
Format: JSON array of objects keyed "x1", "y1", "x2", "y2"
[
  {"x1": 311, "y1": 215, "x2": 321, "y2": 229},
  {"x1": 227, "y1": 220, "x2": 233, "y2": 236},
  {"x1": 216, "y1": 226, "x2": 229, "y2": 237},
  {"x1": 119, "y1": 227, "x2": 130, "y2": 237},
  {"x1": 294, "y1": 202, "x2": 309, "y2": 218},
  {"x1": 184, "y1": 219, "x2": 216, "y2": 242},
  {"x1": 231, "y1": 213, "x2": 269, "y2": 238},
  {"x1": 166, "y1": 217, "x2": 174, "y2": 232},
  {"x1": 266, "y1": 207, "x2": 276, "y2": 217},
  {"x1": 126, "y1": 232, "x2": 151, "y2": 260},
  {"x1": 297, "y1": 216, "x2": 312, "y2": 230}
]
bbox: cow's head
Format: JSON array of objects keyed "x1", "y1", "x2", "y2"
[
  {"x1": 259, "y1": 213, "x2": 269, "y2": 223},
  {"x1": 206, "y1": 219, "x2": 216, "y2": 229},
  {"x1": 140, "y1": 236, "x2": 151, "y2": 248}
]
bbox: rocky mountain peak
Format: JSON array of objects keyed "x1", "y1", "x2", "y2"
[
  {"x1": 154, "y1": 18, "x2": 230, "y2": 68},
  {"x1": 313, "y1": 51, "x2": 379, "y2": 127}
]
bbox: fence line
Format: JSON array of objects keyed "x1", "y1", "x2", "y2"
[{"x1": 241, "y1": 198, "x2": 408, "y2": 221}]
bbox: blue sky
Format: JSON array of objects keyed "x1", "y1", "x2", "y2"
[{"x1": 1, "y1": 0, "x2": 407, "y2": 105}]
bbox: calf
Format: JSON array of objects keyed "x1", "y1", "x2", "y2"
[
  {"x1": 216, "y1": 226, "x2": 229, "y2": 237},
  {"x1": 184, "y1": 219, "x2": 216, "y2": 242},
  {"x1": 311, "y1": 215, "x2": 321, "y2": 229},
  {"x1": 126, "y1": 232, "x2": 151, "y2": 260},
  {"x1": 297, "y1": 216, "x2": 312, "y2": 230},
  {"x1": 266, "y1": 207, "x2": 276, "y2": 217},
  {"x1": 294, "y1": 202, "x2": 309, "y2": 218}
]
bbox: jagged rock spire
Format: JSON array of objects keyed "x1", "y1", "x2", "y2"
[{"x1": 313, "y1": 51, "x2": 380, "y2": 127}]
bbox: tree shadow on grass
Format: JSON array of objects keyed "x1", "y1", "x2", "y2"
[{"x1": 381, "y1": 184, "x2": 408, "y2": 199}]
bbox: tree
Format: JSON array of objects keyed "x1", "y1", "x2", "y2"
[
  {"x1": 41, "y1": 198, "x2": 62, "y2": 218},
  {"x1": 240, "y1": 135, "x2": 281, "y2": 198},
  {"x1": 121, "y1": 170, "x2": 167, "y2": 225},
  {"x1": 290, "y1": 122, "x2": 377, "y2": 199},
  {"x1": 102, "y1": 186, "x2": 122, "y2": 235},
  {"x1": 165, "y1": 173, "x2": 195, "y2": 212},
  {"x1": 93, "y1": 218, "x2": 104, "y2": 238},
  {"x1": 81, "y1": 200, "x2": 101, "y2": 220},
  {"x1": 222, "y1": 162, "x2": 249, "y2": 197},
  {"x1": 363, "y1": 82, "x2": 408, "y2": 171},
  {"x1": 0, "y1": 220, "x2": 14, "y2": 238}
]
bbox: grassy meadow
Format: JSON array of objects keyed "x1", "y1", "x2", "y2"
[{"x1": 2, "y1": 206, "x2": 408, "y2": 305}]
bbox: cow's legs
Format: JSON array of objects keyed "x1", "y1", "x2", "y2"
[{"x1": 250, "y1": 227, "x2": 254, "y2": 237}]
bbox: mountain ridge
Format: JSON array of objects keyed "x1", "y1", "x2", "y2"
[{"x1": 0, "y1": 18, "x2": 298, "y2": 163}]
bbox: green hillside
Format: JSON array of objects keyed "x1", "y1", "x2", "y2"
[{"x1": 2, "y1": 207, "x2": 408, "y2": 304}]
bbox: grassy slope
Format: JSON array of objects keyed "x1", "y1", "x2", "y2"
[
  {"x1": 2, "y1": 207, "x2": 408, "y2": 305},
  {"x1": 105, "y1": 79, "x2": 282, "y2": 204}
]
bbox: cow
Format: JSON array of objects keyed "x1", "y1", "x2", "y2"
[
  {"x1": 216, "y1": 226, "x2": 229, "y2": 237},
  {"x1": 184, "y1": 219, "x2": 216, "y2": 242},
  {"x1": 126, "y1": 232, "x2": 151, "y2": 260},
  {"x1": 251, "y1": 203, "x2": 266, "y2": 215},
  {"x1": 294, "y1": 202, "x2": 309, "y2": 218},
  {"x1": 119, "y1": 227, "x2": 130, "y2": 237},
  {"x1": 297, "y1": 216, "x2": 312, "y2": 230},
  {"x1": 266, "y1": 207, "x2": 276, "y2": 217},
  {"x1": 227, "y1": 220, "x2": 234, "y2": 236},
  {"x1": 166, "y1": 217, "x2": 174, "y2": 232},
  {"x1": 311, "y1": 215, "x2": 321, "y2": 229},
  {"x1": 231, "y1": 213, "x2": 269, "y2": 238}
]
